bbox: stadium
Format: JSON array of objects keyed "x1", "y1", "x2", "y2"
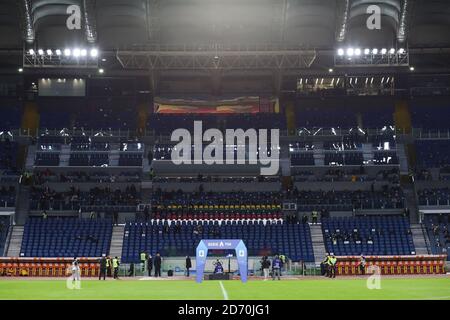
[{"x1": 0, "y1": 0, "x2": 450, "y2": 302}]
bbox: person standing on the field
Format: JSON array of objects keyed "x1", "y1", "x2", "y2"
[
  {"x1": 321, "y1": 253, "x2": 330, "y2": 276},
  {"x1": 71, "y1": 257, "x2": 81, "y2": 284},
  {"x1": 185, "y1": 256, "x2": 192, "y2": 277},
  {"x1": 154, "y1": 252, "x2": 162, "y2": 277},
  {"x1": 359, "y1": 255, "x2": 366, "y2": 275},
  {"x1": 329, "y1": 254, "x2": 337, "y2": 278},
  {"x1": 262, "y1": 256, "x2": 271, "y2": 280},
  {"x1": 99, "y1": 254, "x2": 107, "y2": 280},
  {"x1": 140, "y1": 251, "x2": 147, "y2": 272},
  {"x1": 272, "y1": 255, "x2": 281, "y2": 280},
  {"x1": 279, "y1": 254, "x2": 286, "y2": 275},
  {"x1": 112, "y1": 256, "x2": 120, "y2": 279},
  {"x1": 147, "y1": 254, "x2": 153, "y2": 277},
  {"x1": 106, "y1": 256, "x2": 112, "y2": 278}
]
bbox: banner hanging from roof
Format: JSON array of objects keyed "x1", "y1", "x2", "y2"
[{"x1": 153, "y1": 96, "x2": 278, "y2": 114}]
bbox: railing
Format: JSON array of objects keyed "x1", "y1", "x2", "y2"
[
  {"x1": 420, "y1": 223, "x2": 431, "y2": 254},
  {"x1": 418, "y1": 199, "x2": 450, "y2": 206},
  {"x1": 29, "y1": 201, "x2": 138, "y2": 212},
  {"x1": 7, "y1": 127, "x2": 450, "y2": 141}
]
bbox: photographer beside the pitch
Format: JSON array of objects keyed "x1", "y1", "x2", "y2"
[
  {"x1": 261, "y1": 256, "x2": 271, "y2": 280},
  {"x1": 272, "y1": 255, "x2": 282, "y2": 280}
]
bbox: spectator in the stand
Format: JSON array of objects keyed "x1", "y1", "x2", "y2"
[
  {"x1": 302, "y1": 214, "x2": 308, "y2": 224},
  {"x1": 113, "y1": 211, "x2": 119, "y2": 226},
  {"x1": 311, "y1": 211, "x2": 318, "y2": 224},
  {"x1": 144, "y1": 206, "x2": 150, "y2": 221}
]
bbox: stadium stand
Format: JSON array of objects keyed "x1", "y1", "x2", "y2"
[
  {"x1": 0, "y1": 215, "x2": 10, "y2": 255},
  {"x1": 122, "y1": 220, "x2": 314, "y2": 263},
  {"x1": 322, "y1": 215, "x2": 415, "y2": 256},
  {"x1": 150, "y1": 191, "x2": 282, "y2": 220},
  {"x1": 416, "y1": 140, "x2": 450, "y2": 169},
  {"x1": 20, "y1": 218, "x2": 112, "y2": 257},
  {"x1": 29, "y1": 186, "x2": 140, "y2": 212},
  {"x1": 286, "y1": 187, "x2": 404, "y2": 212},
  {"x1": 148, "y1": 113, "x2": 287, "y2": 134},
  {"x1": 423, "y1": 214, "x2": 450, "y2": 260},
  {"x1": 0, "y1": 140, "x2": 18, "y2": 171},
  {"x1": 417, "y1": 188, "x2": 450, "y2": 206}
]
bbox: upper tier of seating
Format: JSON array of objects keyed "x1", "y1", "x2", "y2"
[
  {"x1": 0, "y1": 140, "x2": 18, "y2": 170},
  {"x1": 151, "y1": 191, "x2": 281, "y2": 207},
  {"x1": 295, "y1": 105, "x2": 394, "y2": 128},
  {"x1": 122, "y1": 220, "x2": 314, "y2": 263},
  {"x1": 29, "y1": 186, "x2": 140, "y2": 212},
  {"x1": 0, "y1": 186, "x2": 16, "y2": 208},
  {"x1": 0, "y1": 105, "x2": 21, "y2": 130},
  {"x1": 416, "y1": 140, "x2": 450, "y2": 169},
  {"x1": 39, "y1": 103, "x2": 137, "y2": 130},
  {"x1": 20, "y1": 218, "x2": 113, "y2": 257},
  {"x1": 287, "y1": 187, "x2": 404, "y2": 211},
  {"x1": 147, "y1": 114, "x2": 287, "y2": 133},
  {"x1": 423, "y1": 214, "x2": 450, "y2": 260},
  {"x1": 33, "y1": 170, "x2": 141, "y2": 184},
  {"x1": 322, "y1": 215, "x2": 415, "y2": 256},
  {"x1": 418, "y1": 188, "x2": 450, "y2": 207},
  {"x1": 411, "y1": 104, "x2": 450, "y2": 129},
  {"x1": 292, "y1": 168, "x2": 399, "y2": 183}
]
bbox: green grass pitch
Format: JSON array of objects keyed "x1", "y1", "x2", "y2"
[{"x1": 0, "y1": 277, "x2": 449, "y2": 300}]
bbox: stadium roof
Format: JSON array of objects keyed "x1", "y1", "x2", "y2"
[{"x1": 0, "y1": 0, "x2": 449, "y2": 73}]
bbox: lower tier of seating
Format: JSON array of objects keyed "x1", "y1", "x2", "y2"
[
  {"x1": 20, "y1": 218, "x2": 112, "y2": 257},
  {"x1": 424, "y1": 214, "x2": 450, "y2": 260},
  {"x1": 0, "y1": 215, "x2": 11, "y2": 255},
  {"x1": 122, "y1": 220, "x2": 314, "y2": 263},
  {"x1": 322, "y1": 215, "x2": 415, "y2": 256}
]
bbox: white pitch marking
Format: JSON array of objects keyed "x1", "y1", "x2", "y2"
[{"x1": 219, "y1": 281, "x2": 229, "y2": 300}]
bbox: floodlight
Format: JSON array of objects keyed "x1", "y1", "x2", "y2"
[
  {"x1": 90, "y1": 48, "x2": 98, "y2": 57},
  {"x1": 64, "y1": 49, "x2": 71, "y2": 56},
  {"x1": 73, "y1": 48, "x2": 81, "y2": 57}
]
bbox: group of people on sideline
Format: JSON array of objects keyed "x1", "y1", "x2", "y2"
[
  {"x1": 98, "y1": 255, "x2": 121, "y2": 280},
  {"x1": 260, "y1": 254, "x2": 286, "y2": 280},
  {"x1": 320, "y1": 253, "x2": 338, "y2": 278},
  {"x1": 139, "y1": 251, "x2": 163, "y2": 277}
]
